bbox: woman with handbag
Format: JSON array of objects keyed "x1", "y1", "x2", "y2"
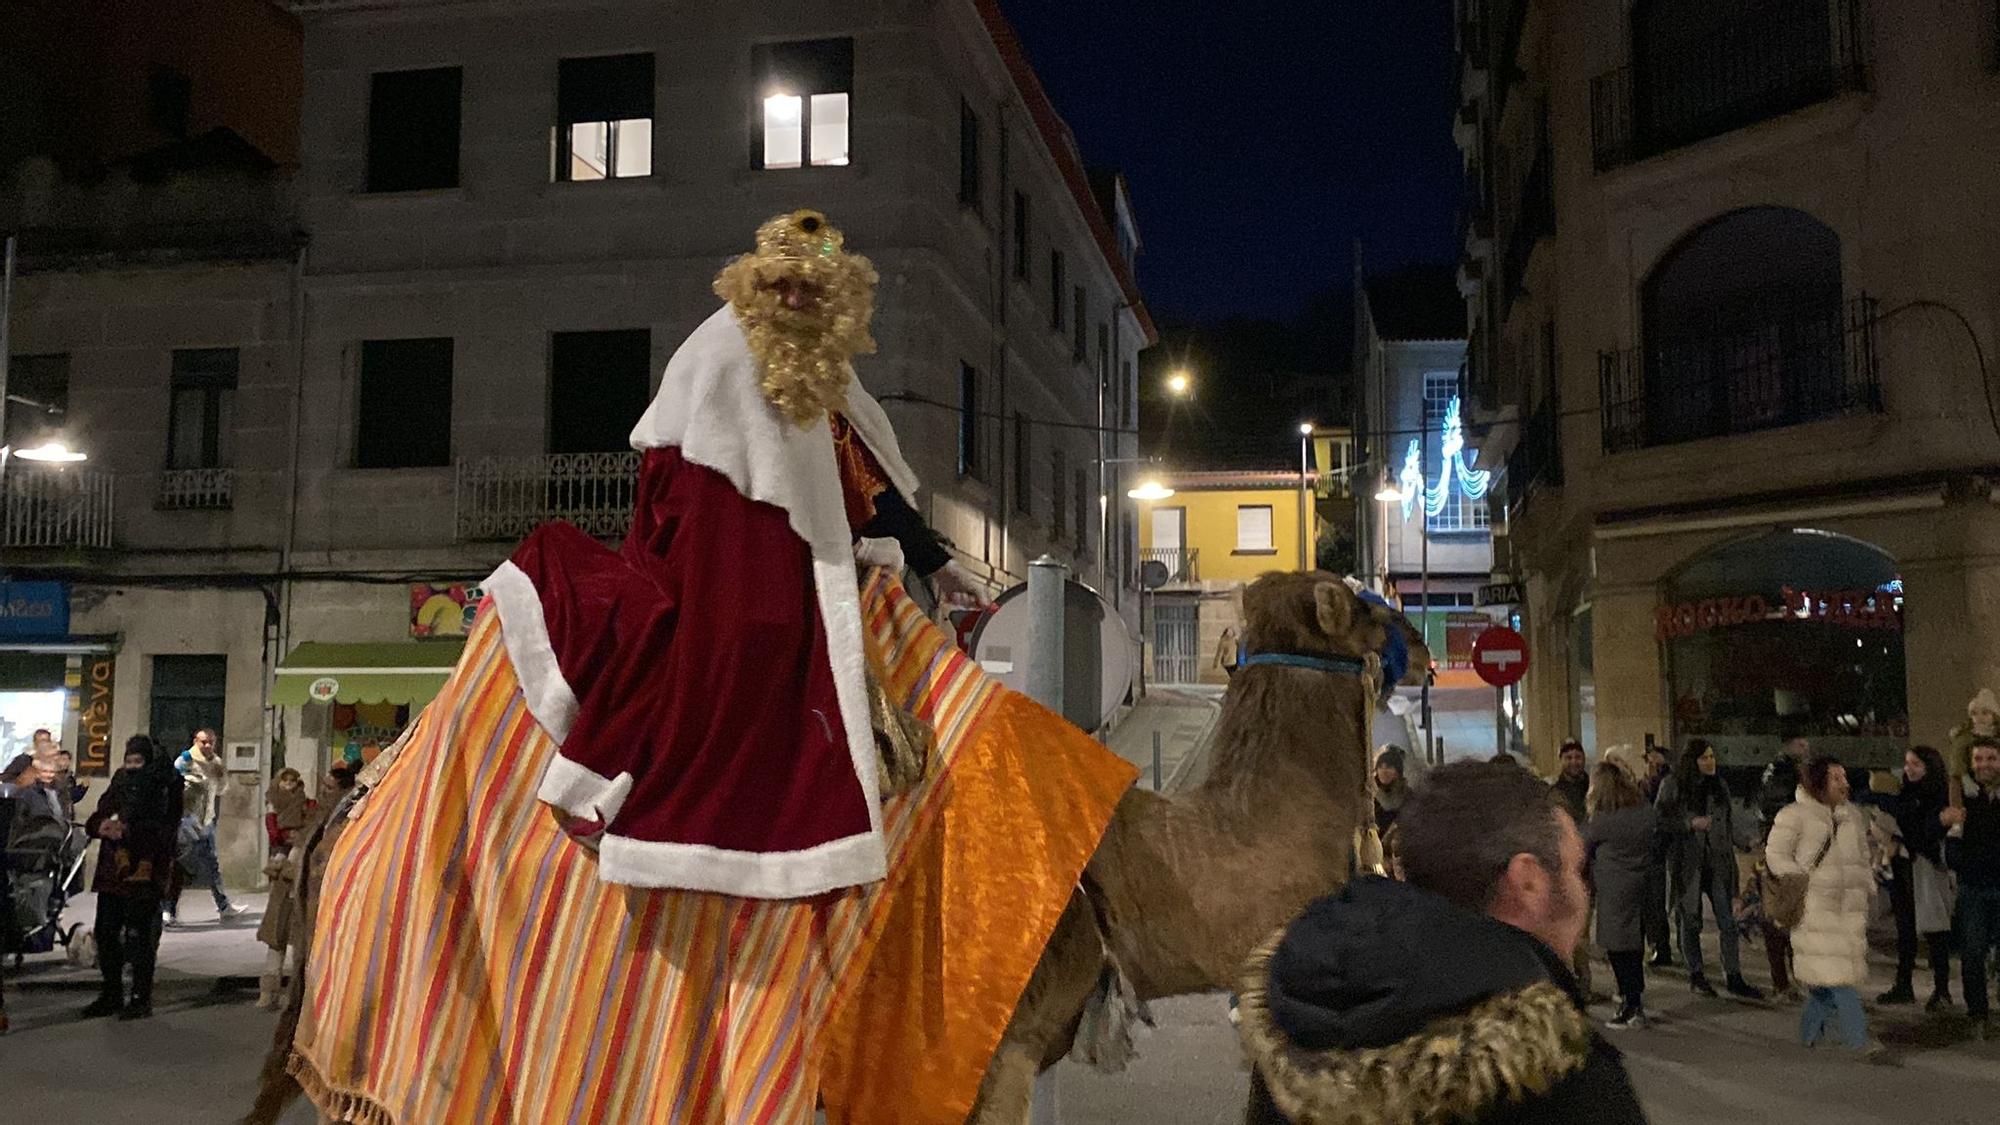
[
  {"x1": 1767, "y1": 756, "x2": 1891, "y2": 1059},
  {"x1": 1879, "y1": 746, "x2": 1955, "y2": 1009}
]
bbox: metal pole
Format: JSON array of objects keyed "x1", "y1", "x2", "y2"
[
  {"x1": 1, "y1": 234, "x2": 15, "y2": 487},
  {"x1": 1299, "y1": 431, "x2": 1310, "y2": 571},
  {"x1": 1026, "y1": 552, "x2": 1068, "y2": 1125},
  {"x1": 1152, "y1": 730, "x2": 1163, "y2": 791},
  {"x1": 1496, "y1": 684, "x2": 1507, "y2": 763},
  {"x1": 1420, "y1": 422, "x2": 1432, "y2": 764}
]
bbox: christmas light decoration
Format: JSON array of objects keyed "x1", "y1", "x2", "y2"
[{"x1": 1393, "y1": 395, "x2": 1490, "y2": 521}]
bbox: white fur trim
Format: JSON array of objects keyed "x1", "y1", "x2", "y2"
[
  {"x1": 853, "y1": 536, "x2": 906, "y2": 571},
  {"x1": 483, "y1": 560, "x2": 580, "y2": 743},
  {"x1": 537, "y1": 753, "x2": 635, "y2": 825},
  {"x1": 597, "y1": 828, "x2": 886, "y2": 899}
]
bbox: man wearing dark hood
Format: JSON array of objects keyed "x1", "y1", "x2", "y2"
[
  {"x1": 1238, "y1": 761, "x2": 1648, "y2": 1124},
  {"x1": 82, "y1": 735, "x2": 184, "y2": 1020}
]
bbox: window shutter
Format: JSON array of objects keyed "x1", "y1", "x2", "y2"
[{"x1": 558, "y1": 54, "x2": 655, "y2": 125}]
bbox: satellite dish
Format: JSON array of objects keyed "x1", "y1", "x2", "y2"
[
  {"x1": 968, "y1": 578, "x2": 1134, "y2": 734},
  {"x1": 1138, "y1": 559, "x2": 1171, "y2": 590}
]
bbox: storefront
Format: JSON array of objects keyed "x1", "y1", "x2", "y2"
[
  {"x1": 0, "y1": 580, "x2": 118, "y2": 778},
  {"x1": 272, "y1": 640, "x2": 465, "y2": 772},
  {"x1": 1655, "y1": 529, "x2": 1906, "y2": 769}
]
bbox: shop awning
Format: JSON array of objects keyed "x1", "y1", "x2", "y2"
[{"x1": 272, "y1": 641, "x2": 465, "y2": 706}]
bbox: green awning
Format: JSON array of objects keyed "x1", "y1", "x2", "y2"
[{"x1": 273, "y1": 641, "x2": 466, "y2": 706}]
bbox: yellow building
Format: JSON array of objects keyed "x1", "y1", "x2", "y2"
[{"x1": 1133, "y1": 469, "x2": 1330, "y2": 684}]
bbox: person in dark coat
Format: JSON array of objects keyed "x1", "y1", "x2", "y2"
[
  {"x1": 1586, "y1": 761, "x2": 1659, "y2": 1029},
  {"x1": 1757, "y1": 730, "x2": 1811, "y2": 995},
  {"x1": 1551, "y1": 740, "x2": 1590, "y2": 826},
  {"x1": 81, "y1": 735, "x2": 184, "y2": 1021},
  {"x1": 1879, "y1": 746, "x2": 1953, "y2": 1008},
  {"x1": 1371, "y1": 746, "x2": 1409, "y2": 837},
  {"x1": 1943, "y1": 738, "x2": 2000, "y2": 1041},
  {"x1": 1655, "y1": 739, "x2": 1763, "y2": 999},
  {"x1": 1239, "y1": 762, "x2": 1648, "y2": 1125}
]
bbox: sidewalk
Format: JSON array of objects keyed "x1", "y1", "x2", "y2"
[
  {"x1": 3, "y1": 891, "x2": 270, "y2": 1034},
  {"x1": 1107, "y1": 686, "x2": 1224, "y2": 792}
]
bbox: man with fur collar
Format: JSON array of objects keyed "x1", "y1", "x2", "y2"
[
  {"x1": 1238, "y1": 761, "x2": 1648, "y2": 1124},
  {"x1": 495, "y1": 210, "x2": 980, "y2": 899}
]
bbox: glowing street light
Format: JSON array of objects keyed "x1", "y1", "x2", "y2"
[
  {"x1": 1166, "y1": 370, "x2": 1192, "y2": 397},
  {"x1": 1126, "y1": 478, "x2": 1175, "y2": 502},
  {"x1": 12, "y1": 440, "x2": 87, "y2": 464},
  {"x1": 1299, "y1": 422, "x2": 1316, "y2": 436}
]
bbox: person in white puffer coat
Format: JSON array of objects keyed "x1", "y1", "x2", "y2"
[{"x1": 1765, "y1": 757, "x2": 1890, "y2": 1059}]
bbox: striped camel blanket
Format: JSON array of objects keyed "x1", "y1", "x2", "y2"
[{"x1": 289, "y1": 570, "x2": 1135, "y2": 1124}]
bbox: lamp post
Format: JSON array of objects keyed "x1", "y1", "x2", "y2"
[
  {"x1": 1298, "y1": 422, "x2": 1315, "y2": 571},
  {"x1": 1, "y1": 235, "x2": 13, "y2": 487}
]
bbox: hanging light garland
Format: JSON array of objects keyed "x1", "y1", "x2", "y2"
[{"x1": 1393, "y1": 395, "x2": 1491, "y2": 522}]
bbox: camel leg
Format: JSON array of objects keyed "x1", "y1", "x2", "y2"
[{"x1": 966, "y1": 892, "x2": 1106, "y2": 1124}]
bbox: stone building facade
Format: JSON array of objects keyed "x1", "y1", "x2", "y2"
[{"x1": 1457, "y1": 0, "x2": 2000, "y2": 772}]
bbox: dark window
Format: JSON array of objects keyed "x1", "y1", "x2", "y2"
[
  {"x1": 556, "y1": 54, "x2": 654, "y2": 181},
  {"x1": 1073, "y1": 468, "x2": 1090, "y2": 550},
  {"x1": 148, "y1": 64, "x2": 192, "y2": 139},
  {"x1": 1051, "y1": 447, "x2": 1067, "y2": 539},
  {"x1": 549, "y1": 330, "x2": 652, "y2": 453},
  {"x1": 148, "y1": 655, "x2": 227, "y2": 760},
  {"x1": 1012, "y1": 413, "x2": 1031, "y2": 515},
  {"x1": 1072, "y1": 289, "x2": 1088, "y2": 361},
  {"x1": 754, "y1": 38, "x2": 854, "y2": 169},
  {"x1": 367, "y1": 67, "x2": 462, "y2": 192},
  {"x1": 1050, "y1": 250, "x2": 1066, "y2": 331},
  {"x1": 1121, "y1": 359, "x2": 1135, "y2": 425},
  {"x1": 959, "y1": 99, "x2": 982, "y2": 210},
  {"x1": 1013, "y1": 193, "x2": 1031, "y2": 280},
  {"x1": 357, "y1": 338, "x2": 453, "y2": 468},
  {"x1": 4, "y1": 353, "x2": 69, "y2": 450},
  {"x1": 168, "y1": 348, "x2": 238, "y2": 470},
  {"x1": 958, "y1": 362, "x2": 982, "y2": 478}
]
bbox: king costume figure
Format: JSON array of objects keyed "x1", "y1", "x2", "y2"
[{"x1": 495, "y1": 208, "x2": 982, "y2": 897}]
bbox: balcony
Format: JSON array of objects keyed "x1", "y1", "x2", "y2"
[
  {"x1": 1599, "y1": 296, "x2": 1879, "y2": 454},
  {"x1": 455, "y1": 452, "x2": 641, "y2": 542},
  {"x1": 2, "y1": 466, "x2": 116, "y2": 550},
  {"x1": 155, "y1": 468, "x2": 234, "y2": 511},
  {"x1": 1592, "y1": 0, "x2": 1865, "y2": 171},
  {"x1": 1505, "y1": 393, "x2": 1563, "y2": 513},
  {"x1": 1501, "y1": 134, "x2": 1553, "y2": 314},
  {"x1": 1137, "y1": 547, "x2": 1199, "y2": 587}
]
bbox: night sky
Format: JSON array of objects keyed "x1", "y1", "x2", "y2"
[{"x1": 1000, "y1": 0, "x2": 1463, "y2": 322}]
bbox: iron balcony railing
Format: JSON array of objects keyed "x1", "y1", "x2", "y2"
[
  {"x1": 155, "y1": 467, "x2": 234, "y2": 511},
  {"x1": 1506, "y1": 392, "x2": 1563, "y2": 513},
  {"x1": 2, "y1": 466, "x2": 115, "y2": 550},
  {"x1": 1138, "y1": 547, "x2": 1199, "y2": 586},
  {"x1": 455, "y1": 451, "x2": 641, "y2": 542},
  {"x1": 1599, "y1": 296, "x2": 1880, "y2": 454},
  {"x1": 1591, "y1": 0, "x2": 1866, "y2": 171}
]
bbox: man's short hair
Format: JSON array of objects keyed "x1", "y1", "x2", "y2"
[{"x1": 1398, "y1": 761, "x2": 1567, "y2": 913}]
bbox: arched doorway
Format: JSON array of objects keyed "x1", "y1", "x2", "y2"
[
  {"x1": 1636, "y1": 206, "x2": 1872, "y2": 447},
  {"x1": 1658, "y1": 529, "x2": 1907, "y2": 770}
]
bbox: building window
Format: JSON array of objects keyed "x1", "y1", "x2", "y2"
[
  {"x1": 1050, "y1": 250, "x2": 1066, "y2": 331},
  {"x1": 4, "y1": 353, "x2": 68, "y2": 451},
  {"x1": 555, "y1": 54, "x2": 654, "y2": 182},
  {"x1": 1051, "y1": 447, "x2": 1068, "y2": 539},
  {"x1": 1073, "y1": 468, "x2": 1090, "y2": 550},
  {"x1": 1013, "y1": 193, "x2": 1031, "y2": 280},
  {"x1": 167, "y1": 348, "x2": 238, "y2": 470},
  {"x1": 148, "y1": 64, "x2": 192, "y2": 139},
  {"x1": 1121, "y1": 358, "x2": 1135, "y2": 426},
  {"x1": 755, "y1": 38, "x2": 854, "y2": 169},
  {"x1": 357, "y1": 338, "x2": 453, "y2": 468},
  {"x1": 1236, "y1": 505, "x2": 1275, "y2": 552},
  {"x1": 958, "y1": 362, "x2": 982, "y2": 478},
  {"x1": 366, "y1": 67, "x2": 463, "y2": 192},
  {"x1": 959, "y1": 98, "x2": 982, "y2": 211},
  {"x1": 1424, "y1": 372, "x2": 1491, "y2": 532},
  {"x1": 1012, "y1": 413, "x2": 1031, "y2": 515},
  {"x1": 148, "y1": 655, "x2": 227, "y2": 759},
  {"x1": 1072, "y1": 289, "x2": 1088, "y2": 361},
  {"x1": 549, "y1": 330, "x2": 651, "y2": 453}
]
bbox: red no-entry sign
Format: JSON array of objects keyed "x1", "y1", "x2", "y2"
[{"x1": 1472, "y1": 625, "x2": 1530, "y2": 688}]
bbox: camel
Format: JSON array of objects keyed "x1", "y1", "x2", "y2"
[
  {"x1": 966, "y1": 571, "x2": 1398, "y2": 1122},
  {"x1": 246, "y1": 570, "x2": 1405, "y2": 1125}
]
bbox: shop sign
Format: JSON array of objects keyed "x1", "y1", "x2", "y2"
[
  {"x1": 411, "y1": 583, "x2": 486, "y2": 638},
  {"x1": 307, "y1": 676, "x2": 341, "y2": 703},
  {"x1": 1475, "y1": 581, "x2": 1524, "y2": 608},
  {"x1": 79, "y1": 655, "x2": 114, "y2": 777},
  {"x1": 0, "y1": 581, "x2": 69, "y2": 640},
  {"x1": 1655, "y1": 586, "x2": 1903, "y2": 641}
]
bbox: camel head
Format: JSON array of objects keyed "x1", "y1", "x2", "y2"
[{"x1": 1241, "y1": 571, "x2": 1392, "y2": 666}]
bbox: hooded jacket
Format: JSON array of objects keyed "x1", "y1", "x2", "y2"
[{"x1": 1238, "y1": 877, "x2": 1648, "y2": 1125}]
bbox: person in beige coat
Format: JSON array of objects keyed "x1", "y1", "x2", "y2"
[{"x1": 1766, "y1": 757, "x2": 1888, "y2": 1059}]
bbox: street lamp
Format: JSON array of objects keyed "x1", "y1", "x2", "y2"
[
  {"x1": 12, "y1": 441, "x2": 86, "y2": 464},
  {"x1": 1298, "y1": 423, "x2": 1316, "y2": 571},
  {"x1": 1166, "y1": 370, "x2": 1192, "y2": 398},
  {"x1": 1126, "y1": 478, "x2": 1175, "y2": 502}
]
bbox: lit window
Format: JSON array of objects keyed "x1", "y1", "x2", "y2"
[
  {"x1": 555, "y1": 54, "x2": 654, "y2": 182},
  {"x1": 1236, "y1": 505, "x2": 1275, "y2": 552},
  {"x1": 754, "y1": 39, "x2": 855, "y2": 170}
]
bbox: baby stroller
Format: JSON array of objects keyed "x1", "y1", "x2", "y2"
[{"x1": 5, "y1": 811, "x2": 90, "y2": 968}]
